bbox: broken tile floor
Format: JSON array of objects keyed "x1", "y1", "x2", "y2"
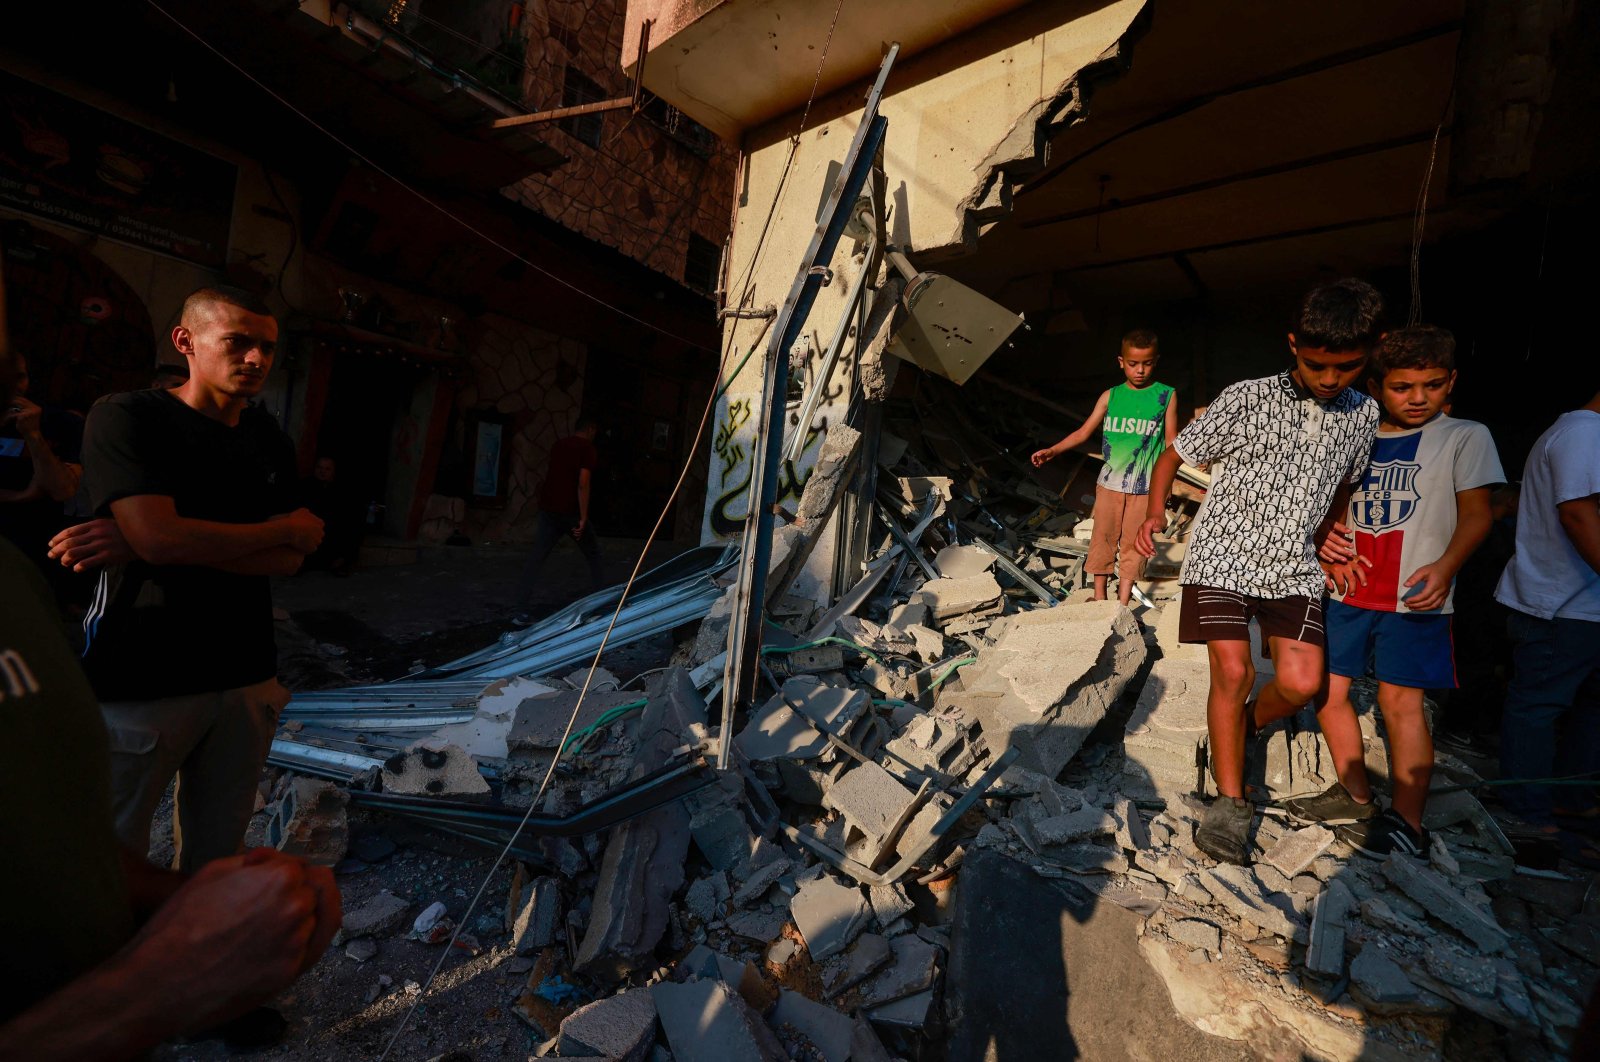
[{"x1": 231, "y1": 515, "x2": 1600, "y2": 1062}]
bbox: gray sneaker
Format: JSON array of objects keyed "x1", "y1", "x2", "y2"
[
  {"x1": 1195, "y1": 796, "x2": 1254, "y2": 865},
  {"x1": 1282, "y1": 782, "x2": 1378, "y2": 826}
]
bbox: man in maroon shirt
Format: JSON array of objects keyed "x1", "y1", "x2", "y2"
[{"x1": 511, "y1": 417, "x2": 603, "y2": 625}]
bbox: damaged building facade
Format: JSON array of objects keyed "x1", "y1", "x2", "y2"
[{"x1": 4, "y1": 0, "x2": 734, "y2": 548}]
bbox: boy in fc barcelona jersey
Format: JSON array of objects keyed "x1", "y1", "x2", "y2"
[
  {"x1": 1031, "y1": 329, "x2": 1176, "y2": 604},
  {"x1": 1289, "y1": 326, "x2": 1504, "y2": 857}
]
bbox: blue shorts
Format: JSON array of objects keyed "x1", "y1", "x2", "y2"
[{"x1": 1325, "y1": 598, "x2": 1456, "y2": 689}]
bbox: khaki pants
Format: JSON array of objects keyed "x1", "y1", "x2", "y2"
[
  {"x1": 101, "y1": 677, "x2": 289, "y2": 872},
  {"x1": 1085, "y1": 484, "x2": 1147, "y2": 586}
]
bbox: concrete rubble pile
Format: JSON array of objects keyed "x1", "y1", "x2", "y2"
[{"x1": 266, "y1": 378, "x2": 1590, "y2": 1059}]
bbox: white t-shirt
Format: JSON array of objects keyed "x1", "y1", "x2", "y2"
[
  {"x1": 1175, "y1": 372, "x2": 1378, "y2": 599},
  {"x1": 1496, "y1": 410, "x2": 1600, "y2": 622},
  {"x1": 1335, "y1": 415, "x2": 1504, "y2": 614}
]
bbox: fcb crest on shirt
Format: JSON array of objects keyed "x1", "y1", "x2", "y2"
[{"x1": 1352, "y1": 460, "x2": 1420, "y2": 533}]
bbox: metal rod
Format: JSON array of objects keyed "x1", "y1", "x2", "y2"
[
  {"x1": 488, "y1": 17, "x2": 652, "y2": 130},
  {"x1": 784, "y1": 230, "x2": 876, "y2": 464}
]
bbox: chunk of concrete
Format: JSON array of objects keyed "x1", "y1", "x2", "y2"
[
  {"x1": 726, "y1": 906, "x2": 789, "y2": 943},
  {"x1": 903, "y1": 623, "x2": 946, "y2": 664},
  {"x1": 341, "y1": 890, "x2": 410, "y2": 939},
  {"x1": 736, "y1": 677, "x2": 869, "y2": 761},
  {"x1": 731, "y1": 857, "x2": 793, "y2": 908},
  {"x1": 942, "y1": 601, "x2": 1147, "y2": 782},
  {"x1": 1261, "y1": 824, "x2": 1335, "y2": 879},
  {"x1": 511, "y1": 876, "x2": 563, "y2": 955},
  {"x1": 1350, "y1": 946, "x2": 1420, "y2": 1004},
  {"x1": 1382, "y1": 853, "x2": 1509, "y2": 953},
  {"x1": 868, "y1": 884, "x2": 915, "y2": 929},
  {"x1": 431, "y1": 677, "x2": 557, "y2": 759},
  {"x1": 1305, "y1": 879, "x2": 1353, "y2": 978},
  {"x1": 381, "y1": 741, "x2": 489, "y2": 799},
  {"x1": 506, "y1": 688, "x2": 645, "y2": 751},
  {"x1": 1034, "y1": 808, "x2": 1116, "y2": 845},
  {"x1": 791, "y1": 874, "x2": 872, "y2": 961},
  {"x1": 859, "y1": 932, "x2": 940, "y2": 1007},
  {"x1": 820, "y1": 932, "x2": 893, "y2": 994},
  {"x1": 557, "y1": 988, "x2": 658, "y2": 1062},
  {"x1": 1205, "y1": 864, "x2": 1307, "y2": 943},
  {"x1": 576, "y1": 669, "x2": 703, "y2": 980},
  {"x1": 920, "y1": 573, "x2": 1003, "y2": 621},
  {"x1": 1167, "y1": 918, "x2": 1222, "y2": 954},
  {"x1": 1112, "y1": 798, "x2": 1150, "y2": 853},
  {"x1": 684, "y1": 872, "x2": 728, "y2": 924},
  {"x1": 823, "y1": 760, "x2": 915, "y2": 847},
  {"x1": 267, "y1": 777, "x2": 350, "y2": 866},
  {"x1": 679, "y1": 944, "x2": 765, "y2": 1007},
  {"x1": 887, "y1": 596, "x2": 931, "y2": 631},
  {"x1": 934, "y1": 544, "x2": 997, "y2": 580},
  {"x1": 770, "y1": 989, "x2": 854, "y2": 1062},
  {"x1": 652, "y1": 979, "x2": 786, "y2": 1062}
]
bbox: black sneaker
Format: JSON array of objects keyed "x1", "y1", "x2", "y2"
[
  {"x1": 1337, "y1": 809, "x2": 1430, "y2": 859},
  {"x1": 1282, "y1": 782, "x2": 1379, "y2": 826},
  {"x1": 1195, "y1": 796, "x2": 1254, "y2": 865}
]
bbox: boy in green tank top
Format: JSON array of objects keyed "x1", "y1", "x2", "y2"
[{"x1": 1031, "y1": 329, "x2": 1177, "y2": 604}]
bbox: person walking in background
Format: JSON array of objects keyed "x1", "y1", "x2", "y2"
[{"x1": 511, "y1": 416, "x2": 604, "y2": 626}]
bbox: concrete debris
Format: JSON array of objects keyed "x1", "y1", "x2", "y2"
[
  {"x1": 652, "y1": 979, "x2": 786, "y2": 1062},
  {"x1": 822, "y1": 760, "x2": 916, "y2": 849},
  {"x1": 1261, "y1": 824, "x2": 1335, "y2": 879},
  {"x1": 1350, "y1": 945, "x2": 1420, "y2": 1004},
  {"x1": 791, "y1": 874, "x2": 873, "y2": 960},
  {"x1": 690, "y1": 803, "x2": 757, "y2": 871},
  {"x1": 859, "y1": 932, "x2": 940, "y2": 1006},
  {"x1": 575, "y1": 669, "x2": 703, "y2": 980},
  {"x1": 820, "y1": 932, "x2": 893, "y2": 994},
  {"x1": 1167, "y1": 918, "x2": 1222, "y2": 954},
  {"x1": 933, "y1": 544, "x2": 997, "y2": 579},
  {"x1": 730, "y1": 857, "x2": 792, "y2": 907},
  {"x1": 508, "y1": 688, "x2": 656, "y2": 751},
  {"x1": 684, "y1": 872, "x2": 728, "y2": 924},
  {"x1": 431, "y1": 677, "x2": 556, "y2": 759},
  {"x1": 771, "y1": 988, "x2": 855, "y2": 1062},
  {"x1": 1205, "y1": 864, "x2": 1307, "y2": 943},
  {"x1": 766, "y1": 938, "x2": 798, "y2": 965},
  {"x1": 867, "y1": 884, "x2": 915, "y2": 929},
  {"x1": 267, "y1": 777, "x2": 350, "y2": 866},
  {"x1": 557, "y1": 988, "x2": 658, "y2": 1062},
  {"x1": 736, "y1": 678, "x2": 868, "y2": 761},
  {"x1": 381, "y1": 740, "x2": 490, "y2": 799},
  {"x1": 1382, "y1": 854, "x2": 1510, "y2": 953},
  {"x1": 1034, "y1": 807, "x2": 1116, "y2": 845},
  {"x1": 511, "y1": 877, "x2": 563, "y2": 955},
  {"x1": 340, "y1": 890, "x2": 411, "y2": 940},
  {"x1": 919, "y1": 572, "x2": 1003, "y2": 622}
]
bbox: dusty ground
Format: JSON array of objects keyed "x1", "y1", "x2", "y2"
[{"x1": 147, "y1": 537, "x2": 689, "y2": 1062}]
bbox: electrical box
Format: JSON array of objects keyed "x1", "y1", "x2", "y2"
[{"x1": 884, "y1": 273, "x2": 1024, "y2": 385}]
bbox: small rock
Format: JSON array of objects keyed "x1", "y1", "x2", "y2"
[
  {"x1": 767, "y1": 938, "x2": 799, "y2": 965},
  {"x1": 345, "y1": 937, "x2": 379, "y2": 963}
]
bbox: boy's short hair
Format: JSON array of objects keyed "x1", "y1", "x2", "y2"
[
  {"x1": 1121, "y1": 328, "x2": 1159, "y2": 355},
  {"x1": 1370, "y1": 325, "x2": 1455, "y2": 380},
  {"x1": 1293, "y1": 278, "x2": 1385, "y2": 351}
]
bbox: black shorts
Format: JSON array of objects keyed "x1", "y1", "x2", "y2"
[{"x1": 1178, "y1": 585, "x2": 1325, "y2": 647}]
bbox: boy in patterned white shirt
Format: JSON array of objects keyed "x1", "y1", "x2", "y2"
[
  {"x1": 1288, "y1": 326, "x2": 1503, "y2": 858},
  {"x1": 1136, "y1": 279, "x2": 1383, "y2": 864}
]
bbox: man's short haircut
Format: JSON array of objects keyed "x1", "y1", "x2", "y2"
[
  {"x1": 1370, "y1": 325, "x2": 1455, "y2": 381},
  {"x1": 1121, "y1": 329, "x2": 1159, "y2": 355},
  {"x1": 181, "y1": 284, "x2": 273, "y2": 323},
  {"x1": 1293, "y1": 278, "x2": 1385, "y2": 351}
]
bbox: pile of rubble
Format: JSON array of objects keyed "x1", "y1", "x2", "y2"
[{"x1": 261, "y1": 376, "x2": 1593, "y2": 1060}]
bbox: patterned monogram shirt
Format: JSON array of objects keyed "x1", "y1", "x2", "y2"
[{"x1": 1174, "y1": 371, "x2": 1378, "y2": 599}]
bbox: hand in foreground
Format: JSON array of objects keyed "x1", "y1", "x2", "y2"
[
  {"x1": 1134, "y1": 515, "x2": 1166, "y2": 557},
  {"x1": 129, "y1": 848, "x2": 340, "y2": 1033},
  {"x1": 1401, "y1": 562, "x2": 1452, "y2": 612},
  {"x1": 49, "y1": 519, "x2": 137, "y2": 572},
  {"x1": 1320, "y1": 556, "x2": 1372, "y2": 596},
  {"x1": 6, "y1": 395, "x2": 42, "y2": 435},
  {"x1": 270, "y1": 508, "x2": 325, "y2": 554},
  {"x1": 1030, "y1": 447, "x2": 1055, "y2": 467},
  {"x1": 572, "y1": 519, "x2": 587, "y2": 540},
  {"x1": 1316, "y1": 520, "x2": 1358, "y2": 563}
]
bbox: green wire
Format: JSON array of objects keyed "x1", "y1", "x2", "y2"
[
  {"x1": 761, "y1": 636, "x2": 887, "y2": 666},
  {"x1": 559, "y1": 698, "x2": 648, "y2": 755},
  {"x1": 929, "y1": 655, "x2": 976, "y2": 689}
]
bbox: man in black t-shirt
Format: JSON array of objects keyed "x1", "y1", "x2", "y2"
[{"x1": 49, "y1": 286, "x2": 324, "y2": 872}]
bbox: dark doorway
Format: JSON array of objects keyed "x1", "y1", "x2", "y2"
[{"x1": 312, "y1": 348, "x2": 416, "y2": 534}]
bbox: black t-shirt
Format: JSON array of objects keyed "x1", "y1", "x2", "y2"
[
  {"x1": 0, "y1": 538, "x2": 136, "y2": 1020},
  {"x1": 80, "y1": 390, "x2": 296, "y2": 700}
]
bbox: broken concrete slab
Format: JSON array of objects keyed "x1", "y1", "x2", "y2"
[
  {"x1": 684, "y1": 872, "x2": 728, "y2": 924},
  {"x1": 380, "y1": 741, "x2": 489, "y2": 800},
  {"x1": 679, "y1": 944, "x2": 765, "y2": 1007},
  {"x1": 1034, "y1": 807, "x2": 1116, "y2": 845},
  {"x1": 267, "y1": 777, "x2": 350, "y2": 866},
  {"x1": 1261, "y1": 824, "x2": 1335, "y2": 879},
  {"x1": 511, "y1": 876, "x2": 563, "y2": 955},
  {"x1": 903, "y1": 623, "x2": 946, "y2": 664},
  {"x1": 725, "y1": 906, "x2": 790, "y2": 943},
  {"x1": 934, "y1": 544, "x2": 997, "y2": 580},
  {"x1": 791, "y1": 874, "x2": 872, "y2": 961},
  {"x1": 864, "y1": 988, "x2": 934, "y2": 1029},
  {"x1": 431, "y1": 677, "x2": 558, "y2": 759},
  {"x1": 942, "y1": 600, "x2": 1147, "y2": 782},
  {"x1": 1205, "y1": 864, "x2": 1307, "y2": 943},
  {"x1": 770, "y1": 989, "x2": 854, "y2": 1062},
  {"x1": 887, "y1": 595, "x2": 931, "y2": 631},
  {"x1": 868, "y1": 884, "x2": 915, "y2": 929},
  {"x1": 920, "y1": 572, "x2": 1004, "y2": 622},
  {"x1": 1113, "y1": 797, "x2": 1150, "y2": 853},
  {"x1": 736, "y1": 677, "x2": 869, "y2": 761},
  {"x1": 1306, "y1": 879, "x2": 1353, "y2": 978},
  {"x1": 1350, "y1": 945, "x2": 1421, "y2": 1005},
  {"x1": 652, "y1": 978, "x2": 787, "y2": 1062},
  {"x1": 730, "y1": 857, "x2": 792, "y2": 908},
  {"x1": 859, "y1": 932, "x2": 940, "y2": 1007},
  {"x1": 557, "y1": 988, "x2": 658, "y2": 1062},
  {"x1": 507, "y1": 688, "x2": 646, "y2": 751},
  {"x1": 1382, "y1": 854, "x2": 1509, "y2": 953},
  {"x1": 821, "y1": 932, "x2": 893, "y2": 994},
  {"x1": 689, "y1": 803, "x2": 757, "y2": 872},
  {"x1": 341, "y1": 890, "x2": 410, "y2": 940},
  {"x1": 823, "y1": 760, "x2": 915, "y2": 848},
  {"x1": 576, "y1": 669, "x2": 704, "y2": 980}
]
